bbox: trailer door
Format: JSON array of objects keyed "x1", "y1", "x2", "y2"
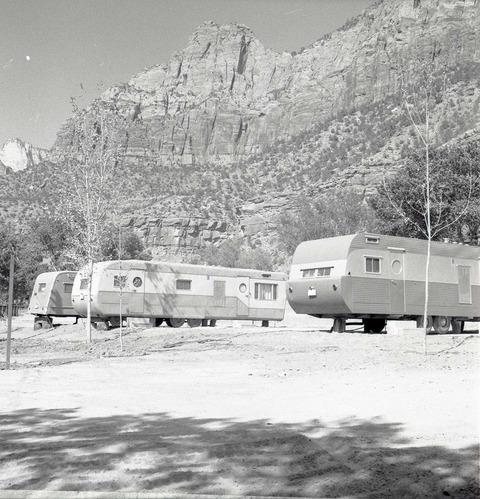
[
  {"x1": 129, "y1": 270, "x2": 146, "y2": 315},
  {"x1": 388, "y1": 247, "x2": 406, "y2": 315},
  {"x1": 236, "y1": 277, "x2": 250, "y2": 316}
]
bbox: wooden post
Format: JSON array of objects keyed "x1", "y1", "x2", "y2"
[{"x1": 5, "y1": 249, "x2": 14, "y2": 370}]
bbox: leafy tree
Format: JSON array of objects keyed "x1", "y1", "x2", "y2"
[
  {"x1": 237, "y1": 246, "x2": 274, "y2": 271},
  {"x1": 31, "y1": 214, "x2": 71, "y2": 270},
  {"x1": 276, "y1": 190, "x2": 379, "y2": 256},
  {"x1": 198, "y1": 238, "x2": 243, "y2": 268},
  {"x1": 0, "y1": 219, "x2": 47, "y2": 302},
  {"x1": 101, "y1": 226, "x2": 152, "y2": 261},
  {"x1": 198, "y1": 238, "x2": 274, "y2": 271},
  {"x1": 370, "y1": 142, "x2": 479, "y2": 244}
]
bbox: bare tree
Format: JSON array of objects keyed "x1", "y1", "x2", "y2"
[
  {"x1": 58, "y1": 98, "x2": 131, "y2": 342},
  {"x1": 383, "y1": 51, "x2": 474, "y2": 352}
]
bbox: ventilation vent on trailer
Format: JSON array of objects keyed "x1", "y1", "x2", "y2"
[{"x1": 366, "y1": 236, "x2": 379, "y2": 244}]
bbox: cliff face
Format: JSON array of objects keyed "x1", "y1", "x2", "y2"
[
  {"x1": 0, "y1": 139, "x2": 47, "y2": 172},
  {"x1": 53, "y1": 0, "x2": 480, "y2": 165},
  {"x1": 40, "y1": 0, "x2": 480, "y2": 257}
]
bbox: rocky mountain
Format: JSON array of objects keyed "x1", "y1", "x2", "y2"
[
  {"x1": 53, "y1": 0, "x2": 480, "y2": 165},
  {"x1": 2, "y1": 0, "x2": 480, "y2": 260},
  {"x1": 0, "y1": 138, "x2": 47, "y2": 172}
]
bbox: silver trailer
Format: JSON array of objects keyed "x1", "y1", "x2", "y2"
[
  {"x1": 27, "y1": 271, "x2": 78, "y2": 329},
  {"x1": 287, "y1": 233, "x2": 480, "y2": 334},
  {"x1": 71, "y1": 260, "x2": 287, "y2": 329}
]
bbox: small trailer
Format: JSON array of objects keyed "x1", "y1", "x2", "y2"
[
  {"x1": 287, "y1": 233, "x2": 480, "y2": 334},
  {"x1": 71, "y1": 260, "x2": 287, "y2": 329},
  {"x1": 27, "y1": 271, "x2": 78, "y2": 329}
]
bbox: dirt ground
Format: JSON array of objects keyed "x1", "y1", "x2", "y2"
[{"x1": 0, "y1": 308, "x2": 478, "y2": 498}]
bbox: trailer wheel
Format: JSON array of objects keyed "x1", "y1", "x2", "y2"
[
  {"x1": 187, "y1": 319, "x2": 202, "y2": 328},
  {"x1": 166, "y1": 318, "x2": 185, "y2": 328},
  {"x1": 363, "y1": 319, "x2": 386, "y2": 334},
  {"x1": 92, "y1": 320, "x2": 109, "y2": 331},
  {"x1": 451, "y1": 319, "x2": 464, "y2": 334},
  {"x1": 154, "y1": 318, "x2": 164, "y2": 327},
  {"x1": 433, "y1": 316, "x2": 451, "y2": 334},
  {"x1": 108, "y1": 317, "x2": 121, "y2": 329},
  {"x1": 417, "y1": 315, "x2": 433, "y2": 334},
  {"x1": 34, "y1": 319, "x2": 43, "y2": 331}
]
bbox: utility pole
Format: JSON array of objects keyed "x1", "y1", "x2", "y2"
[
  {"x1": 119, "y1": 225, "x2": 123, "y2": 351},
  {"x1": 5, "y1": 248, "x2": 14, "y2": 370}
]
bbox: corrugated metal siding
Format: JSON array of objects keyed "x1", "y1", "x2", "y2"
[{"x1": 351, "y1": 277, "x2": 390, "y2": 313}]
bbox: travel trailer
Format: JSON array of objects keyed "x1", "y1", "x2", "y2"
[
  {"x1": 71, "y1": 260, "x2": 287, "y2": 329},
  {"x1": 28, "y1": 271, "x2": 78, "y2": 329},
  {"x1": 287, "y1": 233, "x2": 480, "y2": 334}
]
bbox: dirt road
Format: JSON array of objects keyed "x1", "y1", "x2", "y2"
[{"x1": 0, "y1": 312, "x2": 478, "y2": 498}]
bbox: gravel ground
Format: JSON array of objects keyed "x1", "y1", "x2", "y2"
[{"x1": 0, "y1": 311, "x2": 478, "y2": 498}]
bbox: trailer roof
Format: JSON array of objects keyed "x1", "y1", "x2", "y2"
[
  {"x1": 291, "y1": 234, "x2": 357, "y2": 264},
  {"x1": 292, "y1": 233, "x2": 480, "y2": 263},
  {"x1": 350, "y1": 233, "x2": 480, "y2": 259},
  {"x1": 89, "y1": 260, "x2": 287, "y2": 280},
  {"x1": 33, "y1": 270, "x2": 77, "y2": 281}
]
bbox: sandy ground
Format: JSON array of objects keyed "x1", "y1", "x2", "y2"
[{"x1": 0, "y1": 308, "x2": 478, "y2": 498}]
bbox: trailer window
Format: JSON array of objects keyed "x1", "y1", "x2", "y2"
[
  {"x1": 365, "y1": 257, "x2": 381, "y2": 274},
  {"x1": 38, "y1": 283, "x2": 46, "y2": 292},
  {"x1": 254, "y1": 283, "x2": 277, "y2": 301},
  {"x1": 79, "y1": 279, "x2": 88, "y2": 290},
  {"x1": 176, "y1": 279, "x2": 191, "y2": 290},
  {"x1": 63, "y1": 283, "x2": 73, "y2": 294},
  {"x1": 113, "y1": 275, "x2": 127, "y2": 288},
  {"x1": 301, "y1": 267, "x2": 332, "y2": 278}
]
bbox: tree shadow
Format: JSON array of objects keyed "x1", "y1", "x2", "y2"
[{"x1": 0, "y1": 409, "x2": 477, "y2": 497}]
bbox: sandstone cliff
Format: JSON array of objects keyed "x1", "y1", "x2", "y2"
[
  {"x1": 0, "y1": 138, "x2": 47, "y2": 172},
  {"x1": 53, "y1": 0, "x2": 480, "y2": 166},
  {"x1": 5, "y1": 0, "x2": 479, "y2": 259}
]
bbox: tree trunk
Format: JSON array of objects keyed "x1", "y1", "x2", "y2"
[{"x1": 86, "y1": 258, "x2": 93, "y2": 343}]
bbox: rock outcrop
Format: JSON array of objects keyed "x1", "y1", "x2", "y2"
[
  {"x1": 0, "y1": 138, "x2": 47, "y2": 172},
  {"x1": 6, "y1": 0, "x2": 479, "y2": 258},
  {"x1": 53, "y1": 0, "x2": 480, "y2": 166}
]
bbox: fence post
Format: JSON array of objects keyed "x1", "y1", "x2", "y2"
[{"x1": 5, "y1": 250, "x2": 14, "y2": 370}]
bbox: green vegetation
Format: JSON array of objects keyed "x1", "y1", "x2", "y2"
[
  {"x1": 276, "y1": 190, "x2": 379, "y2": 255},
  {"x1": 369, "y1": 141, "x2": 480, "y2": 243},
  {"x1": 194, "y1": 237, "x2": 275, "y2": 271}
]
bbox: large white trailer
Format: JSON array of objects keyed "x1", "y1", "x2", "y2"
[
  {"x1": 287, "y1": 233, "x2": 480, "y2": 334},
  {"x1": 71, "y1": 260, "x2": 287, "y2": 329}
]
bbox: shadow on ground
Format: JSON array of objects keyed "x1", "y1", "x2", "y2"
[{"x1": 0, "y1": 408, "x2": 478, "y2": 497}]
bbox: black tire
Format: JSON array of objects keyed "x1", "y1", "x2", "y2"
[
  {"x1": 417, "y1": 315, "x2": 433, "y2": 334},
  {"x1": 154, "y1": 318, "x2": 164, "y2": 327},
  {"x1": 187, "y1": 319, "x2": 202, "y2": 328},
  {"x1": 433, "y1": 316, "x2": 451, "y2": 334},
  {"x1": 451, "y1": 319, "x2": 464, "y2": 334},
  {"x1": 166, "y1": 318, "x2": 185, "y2": 328},
  {"x1": 34, "y1": 320, "x2": 43, "y2": 331},
  {"x1": 209, "y1": 319, "x2": 217, "y2": 327},
  {"x1": 93, "y1": 321, "x2": 109, "y2": 331},
  {"x1": 363, "y1": 319, "x2": 386, "y2": 334},
  {"x1": 108, "y1": 317, "x2": 121, "y2": 329}
]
